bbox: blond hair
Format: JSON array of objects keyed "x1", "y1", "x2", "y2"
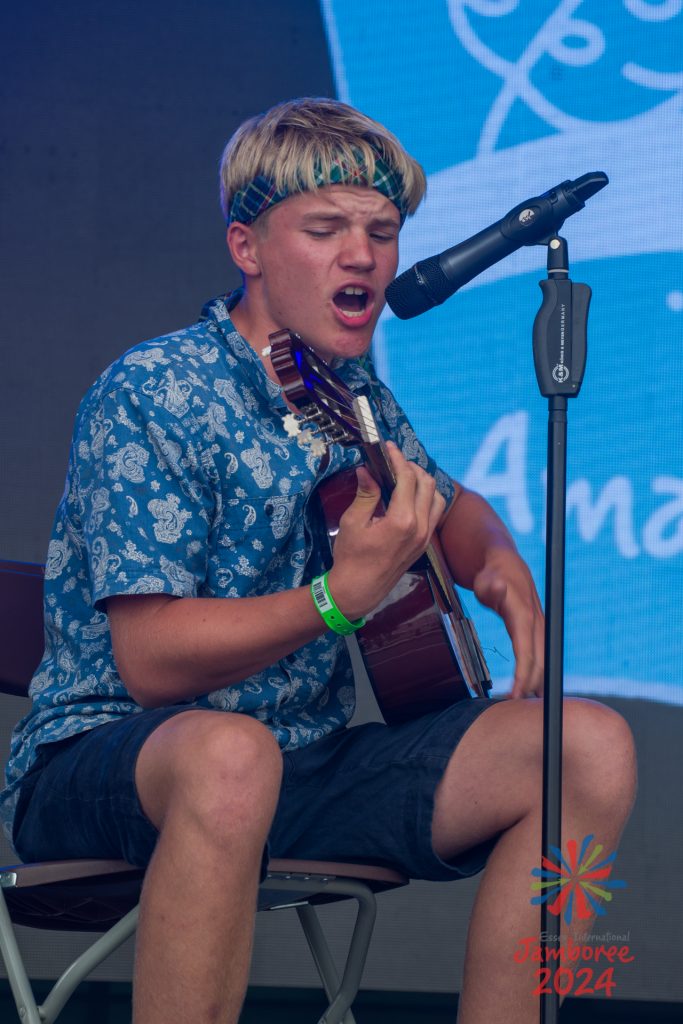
[{"x1": 219, "y1": 97, "x2": 426, "y2": 223}]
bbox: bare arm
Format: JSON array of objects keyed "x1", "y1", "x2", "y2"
[
  {"x1": 107, "y1": 586, "x2": 331, "y2": 708},
  {"x1": 108, "y1": 443, "x2": 444, "y2": 708},
  {"x1": 437, "y1": 483, "x2": 545, "y2": 698}
]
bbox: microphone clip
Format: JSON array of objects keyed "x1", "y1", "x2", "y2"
[{"x1": 501, "y1": 172, "x2": 608, "y2": 250}]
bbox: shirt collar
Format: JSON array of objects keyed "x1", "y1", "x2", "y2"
[
  {"x1": 200, "y1": 290, "x2": 283, "y2": 405},
  {"x1": 200, "y1": 290, "x2": 376, "y2": 402}
]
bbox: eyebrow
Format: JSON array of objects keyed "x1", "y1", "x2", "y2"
[{"x1": 299, "y1": 211, "x2": 400, "y2": 229}]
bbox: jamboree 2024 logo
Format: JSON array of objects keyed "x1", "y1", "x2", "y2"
[
  {"x1": 531, "y1": 832, "x2": 626, "y2": 925},
  {"x1": 516, "y1": 834, "x2": 632, "y2": 998}
]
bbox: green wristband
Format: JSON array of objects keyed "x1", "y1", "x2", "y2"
[{"x1": 310, "y1": 573, "x2": 366, "y2": 636}]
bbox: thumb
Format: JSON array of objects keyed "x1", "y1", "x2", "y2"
[{"x1": 344, "y1": 466, "x2": 382, "y2": 523}]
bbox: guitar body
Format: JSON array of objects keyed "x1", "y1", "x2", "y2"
[
  {"x1": 269, "y1": 328, "x2": 492, "y2": 725},
  {"x1": 317, "y1": 470, "x2": 491, "y2": 724}
]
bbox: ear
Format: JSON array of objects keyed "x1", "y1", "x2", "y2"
[{"x1": 226, "y1": 222, "x2": 262, "y2": 278}]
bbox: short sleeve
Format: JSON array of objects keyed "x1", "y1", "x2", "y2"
[{"x1": 75, "y1": 386, "x2": 217, "y2": 605}]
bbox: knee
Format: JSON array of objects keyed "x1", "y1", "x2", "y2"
[
  {"x1": 562, "y1": 699, "x2": 637, "y2": 819},
  {"x1": 188, "y1": 712, "x2": 283, "y2": 797},
  {"x1": 155, "y1": 712, "x2": 283, "y2": 837}
]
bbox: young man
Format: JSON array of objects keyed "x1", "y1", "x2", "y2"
[{"x1": 2, "y1": 98, "x2": 635, "y2": 1023}]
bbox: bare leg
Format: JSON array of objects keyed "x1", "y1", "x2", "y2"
[
  {"x1": 432, "y1": 698, "x2": 636, "y2": 1024},
  {"x1": 131, "y1": 710, "x2": 283, "y2": 1024}
]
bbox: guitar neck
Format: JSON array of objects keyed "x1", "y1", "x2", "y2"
[
  {"x1": 363, "y1": 441, "x2": 396, "y2": 500},
  {"x1": 348, "y1": 395, "x2": 395, "y2": 501}
]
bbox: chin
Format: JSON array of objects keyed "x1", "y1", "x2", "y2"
[
  {"x1": 331, "y1": 338, "x2": 373, "y2": 362},
  {"x1": 300, "y1": 333, "x2": 367, "y2": 365},
  {"x1": 296, "y1": 316, "x2": 376, "y2": 362},
  {"x1": 336, "y1": 323, "x2": 376, "y2": 351}
]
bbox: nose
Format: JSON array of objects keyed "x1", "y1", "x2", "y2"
[{"x1": 338, "y1": 227, "x2": 376, "y2": 271}]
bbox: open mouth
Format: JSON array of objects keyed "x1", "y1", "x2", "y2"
[{"x1": 333, "y1": 286, "x2": 371, "y2": 319}]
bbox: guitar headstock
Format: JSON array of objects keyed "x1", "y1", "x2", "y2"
[{"x1": 269, "y1": 329, "x2": 380, "y2": 450}]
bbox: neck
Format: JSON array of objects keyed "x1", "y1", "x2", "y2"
[{"x1": 229, "y1": 290, "x2": 283, "y2": 388}]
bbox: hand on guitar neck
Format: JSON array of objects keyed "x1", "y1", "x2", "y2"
[{"x1": 325, "y1": 441, "x2": 446, "y2": 624}]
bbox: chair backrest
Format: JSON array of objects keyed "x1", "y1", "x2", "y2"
[{"x1": 0, "y1": 560, "x2": 45, "y2": 697}]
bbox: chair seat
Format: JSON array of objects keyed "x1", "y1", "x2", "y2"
[
  {"x1": 1, "y1": 856, "x2": 407, "y2": 930},
  {"x1": 0, "y1": 859, "x2": 143, "y2": 931},
  {"x1": 261, "y1": 859, "x2": 408, "y2": 911}
]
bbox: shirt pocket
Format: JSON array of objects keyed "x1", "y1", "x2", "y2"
[{"x1": 206, "y1": 488, "x2": 311, "y2": 595}]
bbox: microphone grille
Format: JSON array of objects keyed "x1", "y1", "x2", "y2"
[{"x1": 385, "y1": 256, "x2": 449, "y2": 320}]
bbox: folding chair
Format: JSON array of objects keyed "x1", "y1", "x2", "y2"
[{"x1": 0, "y1": 559, "x2": 408, "y2": 1024}]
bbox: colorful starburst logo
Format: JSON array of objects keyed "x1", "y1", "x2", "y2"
[{"x1": 530, "y1": 834, "x2": 627, "y2": 926}]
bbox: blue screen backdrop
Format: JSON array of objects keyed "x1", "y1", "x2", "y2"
[{"x1": 320, "y1": 0, "x2": 683, "y2": 704}]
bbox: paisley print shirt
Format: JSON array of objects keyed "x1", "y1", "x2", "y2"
[{"x1": 1, "y1": 293, "x2": 454, "y2": 841}]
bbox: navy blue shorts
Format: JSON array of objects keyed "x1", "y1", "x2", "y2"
[{"x1": 12, "y1": 699, "x2": 499, "y2": 882}]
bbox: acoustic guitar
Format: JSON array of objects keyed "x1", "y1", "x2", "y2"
[{"x1": 270, "y1": 328, "x2": 491, "y2": 724}]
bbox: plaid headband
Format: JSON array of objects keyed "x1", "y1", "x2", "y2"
[{"x1": 228, "y1": 150, "x2": 408, "y2": 226}]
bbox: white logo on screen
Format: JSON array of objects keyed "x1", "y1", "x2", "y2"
[
  {"x1": 447, "y1": 0, "x2": 683, "y2": 156},
  {"x1": 393, "y1": 1, "x2": 683, "y2": 288}
]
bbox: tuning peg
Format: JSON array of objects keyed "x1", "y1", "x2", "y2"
[{"x1": 282, "y1": 412, "x2": 303, "y2": 438}]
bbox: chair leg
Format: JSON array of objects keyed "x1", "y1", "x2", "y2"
[
  {"x1": 294, "y1": 879, "x2": 378, "y2": 1024},
  {"x1": 39, "y1": 905, "x2": 139, "y2": 1024},
  {"x1": 0, "y1": 890, "x2": 43, "y2": 1024},
  {"x1": 296, "y1": 904, "x2": 356, "y2": 1024},
  {"x1": 0, "y1": 895, "x2": 139, "y2": 1024}
]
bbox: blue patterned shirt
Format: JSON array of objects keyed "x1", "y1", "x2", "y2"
[{"x1": 1, "y1": 294, "x2": 454, "y2": 841}]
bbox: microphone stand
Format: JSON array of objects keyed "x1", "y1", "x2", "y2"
[{"x1": 532, "y1": 235, "x2": 590, "y2": 1024}]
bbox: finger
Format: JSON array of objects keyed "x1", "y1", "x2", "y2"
[
  {"x1": 340, "y1": 467, "x2": 382, "y2": 528},
  {"x1": 509, "y1": 615, "x2": 545, "y2": 698},
  {"x1": 384, "y1": 444, "x2": 418, "y2": 513},
  {"x1": 384, "y1": 439, "x2": 403, "y2": 459},
  {"x1": 518, "y1": 597, "x2": 545, "y2": 697},
  {"x1": 474, "y1": 561, "x2": 545, "y2": 698},
  {"x1": 490, "y1": 590, "x2": 540, "y2": 698},
  {"x1": 412, "y1": 465, "x2": 438, "y2": 525},
  {"x1": 385, "y1": 444, "x2": 439, "y2": 530},
  {"x1": 355, "y1": 465, "x2": 381, "y2": 499},
  {"x1": 509, "y1": 620, "x2": 538, "y2": 697},
  {"x1": 384, "y1": 441, "x2": 419, "y2": 490},
  {"x1": 427, "y1": 488, "x2": 447, "y2": 539},
  {"x1": 510, "y1": 654, "x2": 541, "y2": 699}
]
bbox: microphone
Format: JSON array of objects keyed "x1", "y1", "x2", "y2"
[{"x1": 385, "y1": 172, "x2": 608, "y2": 320}]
